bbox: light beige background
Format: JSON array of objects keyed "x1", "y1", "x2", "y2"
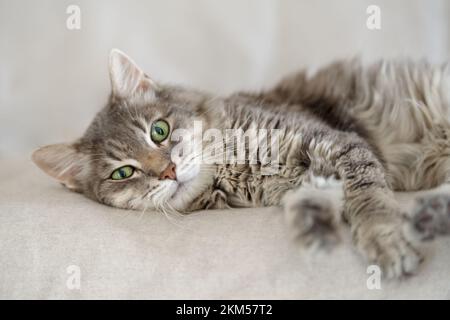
[
  {"x1": 1, "y1": 0, "x2": 449, "y2": 158},
  {"x1": 1, "y1": 0, "x2": 450, "y2": 299}
]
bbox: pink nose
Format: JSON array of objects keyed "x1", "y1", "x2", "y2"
[{"x1": 159, "y1": 163, "x2": 177, "y2": 180}]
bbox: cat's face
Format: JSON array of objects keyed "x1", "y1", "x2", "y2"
[{"x1": 32, "y1": 50, "x2": 218, "y2": 212}]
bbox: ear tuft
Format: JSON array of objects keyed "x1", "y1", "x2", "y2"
[
  {"x1": 32, "y1": 143, "x2": 87, "y2": 191},
  {"x1": 109, "y1": 49, "x2": 156, "y2": 98}
]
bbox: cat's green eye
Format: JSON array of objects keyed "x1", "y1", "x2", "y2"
[
  {"x1": 111, "y1": 165, "x2": 135, "y2": 180},
  {"x1": 151, "y1": 120, "x2": 170, "y2": 143}
]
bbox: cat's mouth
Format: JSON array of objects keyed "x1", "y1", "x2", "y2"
[
  {"x1": 166, "y1": 173, "x2": 199, "y2": 204},
  {"x1": 170, "y1": 182, "x2": 185, "y2": 199},
  {"x1": 164, "y1": 162, "x2": 211, "y2": 210},
  {"x1": 162, "y1": 178, "x2": 187, "y2": 200}
]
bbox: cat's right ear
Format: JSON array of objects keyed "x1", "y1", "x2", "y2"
[
  {"x1": 109, "y1": 49, "x2": 157, "y2": 99},
  {"x1": 31, "y1": 143, "x2": 88, "y2": 191}
]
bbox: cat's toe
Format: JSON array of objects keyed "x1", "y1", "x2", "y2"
[
  {"x1": 357, "y1": 223, "x2": 423, "y2": 279},
  {"x1": 284, "y1": 197, "x2": 340, "y2": 251},
  {"x1": 379, "y1": 238, "x2": 422, "y2": 279}
]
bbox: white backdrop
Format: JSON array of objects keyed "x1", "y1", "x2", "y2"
[{"x1": 1, "y1": 0, "x2": 449, "y2": 158}]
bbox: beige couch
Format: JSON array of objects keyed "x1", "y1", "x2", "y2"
[{"x1": 1, "y1": 159, "x2": 450, "y2": 299}]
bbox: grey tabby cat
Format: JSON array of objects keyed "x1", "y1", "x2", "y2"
[{"x1": 32, "y1": 50, "x2": 450, "y2": 278}]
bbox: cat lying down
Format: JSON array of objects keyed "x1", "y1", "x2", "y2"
[{"x1": 32, "y1": 50, "x2": 450, "y2": 279}]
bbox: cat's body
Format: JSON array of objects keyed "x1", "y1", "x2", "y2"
[
  {"x1": 32, "y1": 51, "x2": 450, "y2": 279},
  {"x1": 193, "y1": 59, "x2": 450, "y2": 207}
]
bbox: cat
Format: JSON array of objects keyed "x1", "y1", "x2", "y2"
[{"x1": 32, "y1": 50, "x2": 450, "y2": 279}]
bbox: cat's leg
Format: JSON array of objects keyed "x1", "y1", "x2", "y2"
[
  {"x1": 306, "y1": 130, "x2": 423, "y2": 278},
  {"x1": 282, "y1": 174, "x2": 343, "y2": 251}
]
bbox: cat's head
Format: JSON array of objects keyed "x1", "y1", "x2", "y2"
[{"x1": 32, "y1": 49, "x2": 220, "y2": 211}]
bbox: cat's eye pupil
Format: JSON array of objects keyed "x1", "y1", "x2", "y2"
[
  {"x1": 111, "y1": 165, "x2": 134, "y2": 180},
  {"x1": 155, "y1": 127, "x2": 164, "y2": 135}
]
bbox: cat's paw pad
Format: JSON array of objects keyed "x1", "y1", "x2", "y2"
[
  {"x1": 413, "y1": 194, "x2": 450, "y2": 240},
  {"x1": 284, "y1": 197, "x2": 339, "y2": 251},
  {"x1": 358, "y1": 225, "x2": 423, "y2": 279}
]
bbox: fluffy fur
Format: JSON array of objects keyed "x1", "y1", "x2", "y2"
[{"x1": 33, "y1": 50, "x2": 450, "y2": 278}]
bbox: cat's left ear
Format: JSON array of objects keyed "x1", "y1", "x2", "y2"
[
  {"x1": 32, "y1": 143, "x2": 88, "y2": 191},
  {"x1": 109, "y1": 49, "x2": 157, "y2": 99}
]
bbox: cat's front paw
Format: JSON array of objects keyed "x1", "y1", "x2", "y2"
[
  {"x1": 284, "y1": 196, "x2": 340, "y2": 251},
  {"x1": 412, "y1": 194, "x2": 450, "y2": 240},
  {"x1": 356, "y1": 220, "x2": 423, "y2": 279}
]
